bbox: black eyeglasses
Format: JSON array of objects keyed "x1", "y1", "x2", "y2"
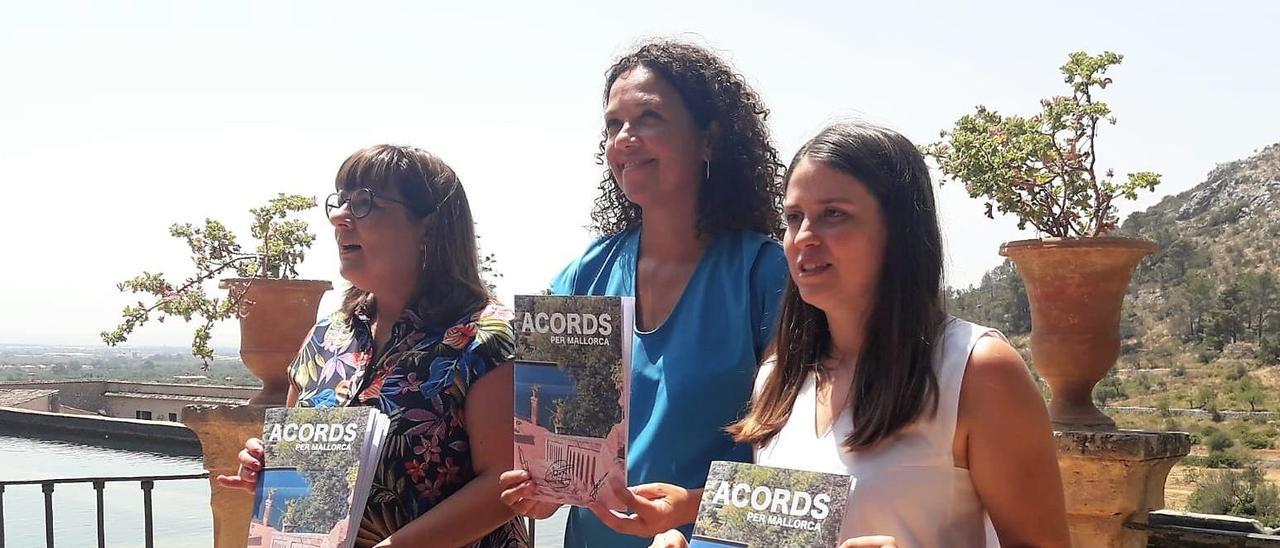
[{"x1": 325, "y1": 188, "x2": 413, "y2": 219}]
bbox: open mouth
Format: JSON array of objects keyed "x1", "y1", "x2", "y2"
[
  {"x1": 620, "y1": 159, "x2": 656, "y2": 172},
  {"x1": 339, "y1": 244, "x2": 362, "y2": 254},
  {"x1": 797, "y1": 261, "x2": 832, "y2": 276}
]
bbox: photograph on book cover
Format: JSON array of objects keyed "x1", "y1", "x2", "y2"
[
  {"x1": 248, "y1": 468, "x2": 356, "y2": 546},
  {"x1": 692, "y1": 461, "x2": 852, "y2": 547},
  {"x1": 247, "y1": 407, "x2": 375, "y2": 548},
  {"x1": 689, "y1": 537, "x2": 750, "y2": 548},
  {"x1": 513, "y1": 294, "x2": 631, "y2": 509}
]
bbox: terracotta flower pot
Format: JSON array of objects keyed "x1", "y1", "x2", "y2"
[
  {"x1": 219, "y1": 278, "x2": 333, "y2": 405},
  {"x1": 999, "y1": 237, "x2": 1155, "y2": 431}
]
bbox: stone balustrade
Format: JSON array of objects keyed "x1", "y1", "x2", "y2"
[{"x1": 184, "y1": 404, "x2": 265, "y2": 548}]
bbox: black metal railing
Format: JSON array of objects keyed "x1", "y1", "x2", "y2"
[{"x1": 0, "y1": 472, "x2": 209, "y2": 548}]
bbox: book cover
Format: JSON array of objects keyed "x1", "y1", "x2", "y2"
[
  {"x1": 690, "y1": 461, "x2": 852, "y2": 548},
  {"x1": 512, "y1": 294, "x2": 634, "y2": 509},
  {"x1": 247, "y1": 406, "x2": 389, "y2": 548}
]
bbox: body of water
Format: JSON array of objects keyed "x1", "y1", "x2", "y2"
[{"x1": 0, "y1": 434, "x2": 211, "y2": 547}]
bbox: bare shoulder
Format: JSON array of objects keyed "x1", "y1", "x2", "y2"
[
  {"x1": 752, "y1": 355, "x2": 778, "y2": 399},
  {"x1": 962, "y1": 335, "x2": 1038, "y2": 399},
  {"x1": 959, "y1": 335, "x2": 1069, "y2": 545},
  {"x1": 957, "y1": 334, "x2": 1047, "y2": 441}
]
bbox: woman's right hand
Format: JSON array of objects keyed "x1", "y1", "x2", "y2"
[
  {"x1": 214, "y1": 437, "x2": 265, "y2": 493},
  {"x1": 649, "y1": 529, "x2": 689, "y2": 548},
  {"x1": 498, "y1": 469, "x2": 562, "y2": 519},
  {"x1": 838, "y1": 536, "x2": 897, "y2": 548}
]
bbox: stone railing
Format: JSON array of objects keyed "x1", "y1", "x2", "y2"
[
  {"x1": 1139, "y1": 510, "x2": 1280, "y2": 547},
  {"x1": 1056, "y1": 430, "x2": 1191, "y2": 547},
  {"x1": 183, "y1": 404, "x2": 265, "y2": 548}
]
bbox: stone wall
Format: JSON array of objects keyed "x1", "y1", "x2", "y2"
[
  {"x1": 12, "y1": 393, "x2": 56, "y2": 412},
  {"x1": 0, "y1": 406, "x2": 200, "y2": 450},
  {"x1": 1105, "y1": 405, "x2": 1280, "y2": 421},
  {"x1": 0, "y1": 381, "x2": 110, "y2": 412},
  {"x1": 0, "y1": 380, "x2": 256, "y2": 419},
  {"x1": 111, "y1": 397, "x2": 191, "y2": 422},
  {"x1": 104, "y1": 381, "x2": 258, "y2": 400}
]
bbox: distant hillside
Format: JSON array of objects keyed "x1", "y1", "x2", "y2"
[
  {"x1": 1121, "y1": 143, "x2": 1280, "y2": 362},
  {"x1": 949, "y1": 143, "x2": 1280, "y2": 412}
]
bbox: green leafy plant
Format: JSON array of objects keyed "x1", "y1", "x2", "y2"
[
  {"x1": 101, "y1": 194, "x2": 317, "y2": 367},
  {"x1": 1189, "y1": 466, "x2": 1280, "y2": 527},
  {"x1": 924, "y1": 51, "x2": 1162, "y2": 237}
]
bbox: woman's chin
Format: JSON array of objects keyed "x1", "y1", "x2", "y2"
[
  {"x1": 796, "y1": 284, "x2": 839, "y2": 312},
  {"x1": 336, "y1": 264, "x2": 366, "y2": 287}
]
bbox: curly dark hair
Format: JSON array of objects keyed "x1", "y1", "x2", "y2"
[{"x1": 591, "y1": 39, "x2": 784, "y2": 239}]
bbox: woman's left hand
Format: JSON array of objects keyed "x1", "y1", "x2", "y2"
[
  {"x1": 649, "y1": 528, "x2": 690, "y2": 548},
  {"x1": 588, "y1": 482, "x2": 697, "y2": 538},
  {"x1": 838, "y1": 535, "x2": 897, "y2": 548}
]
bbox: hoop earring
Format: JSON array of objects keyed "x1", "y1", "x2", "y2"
[{"x1": 705, "y1": 160, "x2": 711, "y2": 181}]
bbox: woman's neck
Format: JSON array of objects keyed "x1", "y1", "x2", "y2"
[
  {"x1": 824, "y1": 303, "x2": 873, "y2": 370},
  {"x1": 638, "y1": 201, "x2": 705, "y2": 261},
  {"x1": 368, "y1": 284, "x2": 416, "y2": 344}
]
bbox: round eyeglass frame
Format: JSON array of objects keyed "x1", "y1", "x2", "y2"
[{"x1": 324, "y1": 188, "x2": 413, "y2": 219}]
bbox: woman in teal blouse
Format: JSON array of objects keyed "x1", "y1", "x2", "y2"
[{"x1": 499, "y1": 39, "x2": 788, "y2": 547}]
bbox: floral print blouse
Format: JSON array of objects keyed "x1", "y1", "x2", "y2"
[{"x1": 288, "y1": 300, "x2": 529, "y2": 548}]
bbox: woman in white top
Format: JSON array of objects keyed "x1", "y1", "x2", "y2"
[{"x1": 650, "y1": 123, "x2": 1069, "y2": 548}]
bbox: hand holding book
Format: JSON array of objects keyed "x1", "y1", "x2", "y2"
[
  {"x1": 214, "y1": 437, "x2": 266, "y2": 492},
  {"x1": 510, "y1": 295, "x2": 635, "y2": 509},
  {"x1": 837, "y1": 536, "x2": 897, "y2": 548},
  {"x1": 647, "y1": 531, "x2": 898, "y2": 548},
  {"x1": 498, "y1": 469, "x2": 563, "y2": 519},
  {"x1": 687, "y1": 461, "x2": 853, "y2": 547},
  {"x1": 588, "y1": 482, "x2": 700, "y2": 538},
  {"x1": 241, "y1": 407, "x2": 391, "y2": 548},
  {"x1": 649, "y1": 529, "x2": 690, "y2": 548}
]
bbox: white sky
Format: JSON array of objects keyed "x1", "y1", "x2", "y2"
[{"x1": 2, "y1": 1, "x2": 1278, "y2": 348}]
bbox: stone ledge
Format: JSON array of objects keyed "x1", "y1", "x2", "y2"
[
  {"x1": 184, "y1": 404, "x2": 267, "y2": 548},
  {"x1": 0, "y1": 406, "x2": 200, "y2": 448},
  {"x1": 1055, "y1": 429, "x2": 1192, "y2": 461}
]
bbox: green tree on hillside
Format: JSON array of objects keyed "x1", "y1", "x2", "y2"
[
  {"x1": 1207, "y1": 284, "x2": 1247, "y2": 350},
  {"x1": 1093, "y1": 369, "x2": 1127, "y2": 407},
  {"x1": 1262, "y1": 332, "x2": 1280, "y2": 365},
  {"x1": 1142, "y1": 237, "x2": 1212, "y2": 287},
  {"x1": 1162, "y1": 274, "x2": 1213, "y2": 341},
  {"x1": 551, "y1": 361, "x2": 623, "y2": 438},
  {"x1": 1189, "y1": 467, "x2": 1280, "y2": 528},
  {"x1": 947, "y1": 261, "x2": 1031, "y2": 336},
  {"x1": 1238, "y1": 270, "x2": 1279, "y2": 344},
  {"x1": 1183, "y1": 274, "x2": 1218, "y2": 341}
]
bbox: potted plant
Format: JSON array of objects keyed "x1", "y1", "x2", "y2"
[
  {"x1": 102, "y1": 194, "x2": 332, "y2": 405},
  {"x1": 924, "y1": 51, "x2": 1162, "y2": 430}
]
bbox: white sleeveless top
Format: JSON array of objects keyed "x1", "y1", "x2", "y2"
[{"x1": 754, "y1": 318, "x2": 1001, "y2": 548}]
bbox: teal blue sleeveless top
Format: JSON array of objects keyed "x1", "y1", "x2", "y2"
[{"x1": 550, "y1": 227, "x2": 787, "y2": 547}]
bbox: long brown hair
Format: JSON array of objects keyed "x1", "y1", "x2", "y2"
[
  {"x1": 729, "y1": 123, "x2": 945, "y2": 451},
  {"x1": 590, "y1": 39, "x2": 784, "y2": 239},
  {"x1": 335, "y1": 145, "x2": 491, "y2": 327}
]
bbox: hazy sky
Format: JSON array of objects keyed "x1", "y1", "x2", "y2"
[{"x1": 2, "y1": 1, "x2": 1277, "y2": 348}]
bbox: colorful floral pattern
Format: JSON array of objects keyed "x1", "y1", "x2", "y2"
[{"x1": 288, "y1": 301, "x2": 527, "y2": 548}]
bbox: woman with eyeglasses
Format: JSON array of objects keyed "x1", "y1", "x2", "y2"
[{"x1": 216, "y1": 145, "x2": 529, "y2": 548}]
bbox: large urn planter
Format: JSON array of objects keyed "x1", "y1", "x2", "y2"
[
  {"x1": 1000, "y1": 237, "x2": 1156, "y2": 431},
  {"x1": 219, "y1": 278, "x2": 332, "y2": 405}
]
